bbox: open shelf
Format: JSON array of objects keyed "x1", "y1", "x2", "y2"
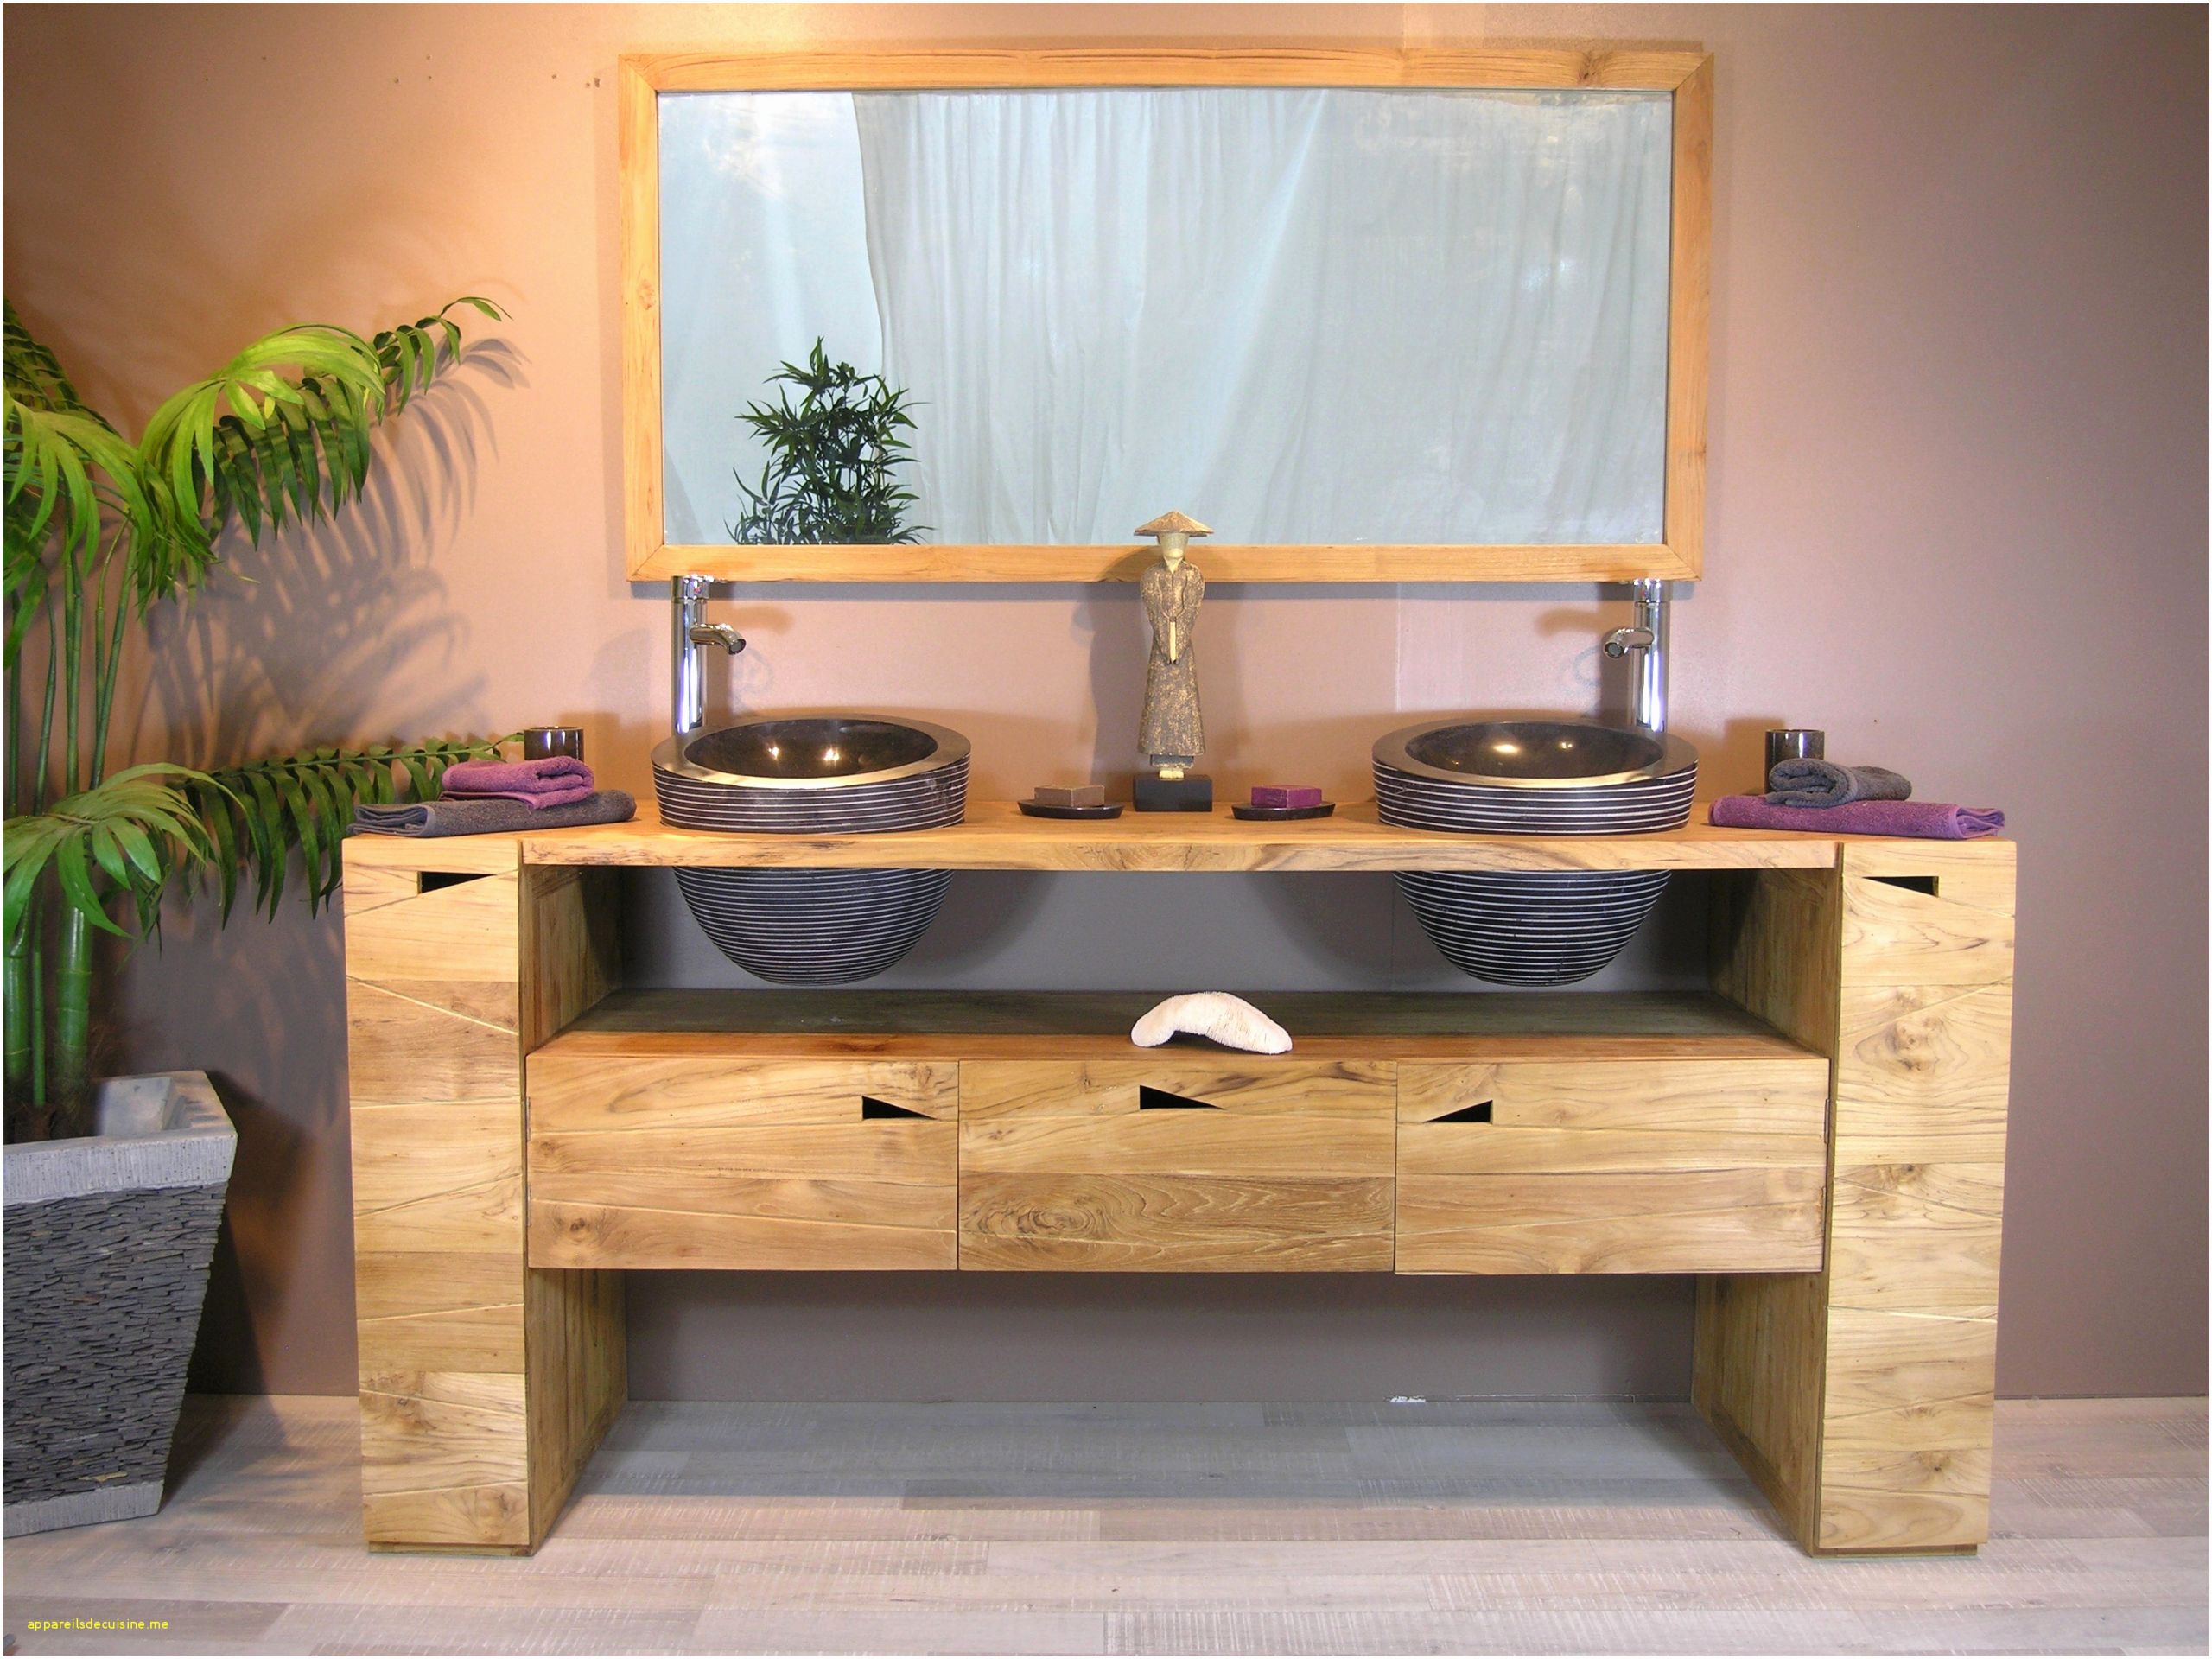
[{"x1": 540, "y1": 988, "x2": 1819, "y2": 1063}]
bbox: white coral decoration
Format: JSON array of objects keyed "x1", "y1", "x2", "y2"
[{"x1": 1128, "y1": 992, "x2": 1292, "y2": 1055}]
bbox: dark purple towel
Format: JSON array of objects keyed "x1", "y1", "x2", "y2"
[
  {"x1": 1711, "y1": 796, "x2": 2005, "y2": 840},
  {"x1": 441, "y1": 755, "x2": 594, "y2": 807}
]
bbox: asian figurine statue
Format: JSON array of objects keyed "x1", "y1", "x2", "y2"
[{"x1": 1136, "y1": 511, "x2": 1211, "y2": 782}]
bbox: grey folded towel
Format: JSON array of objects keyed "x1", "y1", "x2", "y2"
[
  {"x1": 1764, "y1": 760, "x2": 1912, "y2": 808},
  {"x1": 349, "y1": 789, "x2": 636, "y2": 839}
]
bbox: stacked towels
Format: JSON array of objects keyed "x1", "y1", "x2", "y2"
[
  {"x1": 1710, "y1": 759, "x2": 2005, "y2": 841},
  {"x1": 350, "y1": 754, "x2": 637, "y2": 839},
  {"x1": 442, "y1": 756, "x2": 595, "y2": 809}
]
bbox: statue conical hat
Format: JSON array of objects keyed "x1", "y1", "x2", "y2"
[{"x1": 1135, "y1": 510, "x2": 1212, "y2": 537}]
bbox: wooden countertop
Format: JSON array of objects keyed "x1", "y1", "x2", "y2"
[{"x1": 342, "y1": 800, "x2": 2012, "y2": 875}]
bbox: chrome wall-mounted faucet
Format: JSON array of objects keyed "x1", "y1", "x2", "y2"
[
  {"x1": 1602, "y1": 578, "x2": 1672, "y2": 736},
  {"x1": 672, "y1": 575, "x2": 745, "y2": 740}
]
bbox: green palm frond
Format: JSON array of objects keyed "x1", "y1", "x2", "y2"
[
  {"x1": 375, "y1": 296, "x2": 505, "y2": 415},
  {"x1": 136, "y1": 297, "x2": 506, "y2": 602},
  {"x1": 3, "y1": 301, "x2": 95, "y2": 416},
  {"x1": 2, "y1": 399, "x2": 159, "y2": 668},
  {"x1": 3, "y1": 764, "x2": 223, "y2": 946},
  {"x1": 183, "y1": 734, "x2": 508, "y2": 921}
]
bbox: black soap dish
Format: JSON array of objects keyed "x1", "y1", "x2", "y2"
[
  {"x1": 1231, "y1": 801, "x2": 1337, "y2": 821},
  {"x1": 1019, "y1": 800, "x2": 1125, "y2": 820}
]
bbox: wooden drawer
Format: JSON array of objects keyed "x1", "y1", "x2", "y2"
[
  {"x1": 1395, "y1": 1058, "x2": 1829, "y2": 1274},
  {"x1": 526, "y1": 1054, "x2": 958, "y2": 1269},
  {"x1": 958, "y1": 1058, "x2": 1395, "y2": 1270}
]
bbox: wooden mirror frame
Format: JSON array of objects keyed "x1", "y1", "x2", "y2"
[{"x1": 620, "y1": 46, "x2": 1712, "y2": 583}]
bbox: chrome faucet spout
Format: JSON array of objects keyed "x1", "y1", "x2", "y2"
[
  {"x1": 1602, "y1": 579, "x2": 1673, "y2": 736},
  {"x1": 672, "y1": 576, "x2": 746, "y2": 741}
]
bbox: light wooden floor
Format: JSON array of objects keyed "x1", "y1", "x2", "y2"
[{"x1": 3, "y1": 1395, "x2": 2203, "y2": 1656}]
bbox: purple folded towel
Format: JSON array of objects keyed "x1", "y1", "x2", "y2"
[
  {"x1": 1711, "y1": 796, "x2": 2005, "y2": 840},
  {"x1": 441, "y1": 755, "x2": 594, "y2": 809}
]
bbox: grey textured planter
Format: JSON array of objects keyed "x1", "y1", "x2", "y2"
[{"x1": 3, "y1": 1072, "x2": 235, "y2": 1536}]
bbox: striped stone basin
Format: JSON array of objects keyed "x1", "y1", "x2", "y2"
[
  {"x1": 1372, "y1": 719, "x2": 1699, "y2": 987},
  {"x1": 650, "y1": 715, "x2": 969, "y2": 985}
]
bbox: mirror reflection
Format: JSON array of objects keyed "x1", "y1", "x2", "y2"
[{"x1": 659, "y1": 87, "x2": 1673, "y2": 548}]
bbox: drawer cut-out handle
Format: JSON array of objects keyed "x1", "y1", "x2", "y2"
[
  {"x1": 1139, "y1": 1085, "x2": 1221, "y2": 1111},
  {"x1": 860, "y1": 1096, "x2": 928, "y2": 1121},
  {"x1": 1433, "y1": 1100, "x2": 1494, "y2": 1124},
  {"x1": 1870, "y1": 874, "x2": 1940, "y2": 896}
]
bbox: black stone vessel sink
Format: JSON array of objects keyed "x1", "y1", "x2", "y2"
[
  {"x1": 1376, "y1": 719, "x2": 1697, "y2": 789},
  {"x1": 650, "y1": 714, "x2": 971, "y2": 985},
  {"x1": 659, "y1": 715, "x2": 964, "y2": 788},
  {"x1": 1372, "y1": 717, "x2": 1699, "y2": 986}
]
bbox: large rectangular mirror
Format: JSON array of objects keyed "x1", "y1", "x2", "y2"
[{"x1": 621, "y1": 49, "x2": 1709, "y2": 582}]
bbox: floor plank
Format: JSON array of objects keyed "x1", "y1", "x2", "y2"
[{"x1": 4, "y1": 1395, "x2": 2202, "y2": 1655}]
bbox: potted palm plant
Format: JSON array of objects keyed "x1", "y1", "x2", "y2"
[{"x1": 1, "y1": 296, "x2": 506, "y2": 1534}]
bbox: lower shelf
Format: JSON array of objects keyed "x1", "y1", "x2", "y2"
[{"x1": 525, "y1": 990, "x2": 1830, "y2": 1276}]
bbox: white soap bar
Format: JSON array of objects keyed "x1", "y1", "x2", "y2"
[{"x1": 1129, "y1": 992, "x2": 1292, "y2": 1055}]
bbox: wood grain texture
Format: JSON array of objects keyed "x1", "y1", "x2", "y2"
[
  {"x1": 344, "y1": 833, "x2": 522, "y2": 875},
  {"x1": 620, "y1": 45, "x2": 1708, "y2": 585},
  {"x1": 631, "y1": 542, "x2": 1703, "y2": 585},
  {"x1": 345, "y1": 862, "x2": 622, "y2": 1551},
  {"x1": 1695, "y1": 865, "x2": 1846, "y2": 1545},
  {"x1": 619, "y1": 54, "x2": 664, "y2": 581},
  {"x1": 1695, "y1": 844, "x2": 2018, "y2": 1556},
  {"x1": 522, "y1": 866, "x2": 620, "y2": 1051},
  {"x1": 520, "y1": 800, "x2": 1844, "y2": 873},
  {"x1": 1397, "y1": 1167, "x2": 1826, "y2": 1274},
  {"x1": 1811, "y1": 846, "x2": 2016, "y2": 1554},
  {"x1": 1398, "y1": 1055, "x2": 1826, "y2": 1274},
  {"x1": 527, "y1": 1054, "x2": 960, "y2": 1270},
  {"x1": 531, "y1": 1053, "x2": 960, "y2": 1128},
  {"x1": 960, "y1": 1058, "x2": 1395, "y2": 1272},
  {"x1": 1399, "y1": 1058, "x2": 1829, "y2": 1135},
  {"x1": 959, "y1": 1173, "x2": 1395, "y2": 1272},
  {"x1": 630, "y1": 46, "x2": 1714, "y2": 94},
  {"x1": 1663, "y1": 55, "x2": 1713, "y2": 576},
  {"x1": 550, "y1": 988, "x2": 1819, "y2": 1058}
]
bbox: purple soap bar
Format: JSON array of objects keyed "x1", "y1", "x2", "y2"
[{"x1": 1251, "y1": 785, "x2": 1324, "y2": 810}]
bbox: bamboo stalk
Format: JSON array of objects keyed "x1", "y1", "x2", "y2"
[
  {"x1": 34, "y1": 588, "x2": 57, "y2": 811},
  {"x1": 49, "y1": 906, "x2": 91, "y2": 1138},
  {"x1": 91, "y1": 546, "x2": 130, "y2": 790},
  {"x1": 27, "y1": 925, "x2": 47, "y2": 1123},
  {"x1": 60, "y1": 537, "x2": 81, "y2": 797},
  {"x1": 3, "y1": 933, "x2": 30, "y2": 1106}
]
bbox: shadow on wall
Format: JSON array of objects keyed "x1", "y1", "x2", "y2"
[
  {"x1": 128, "y1": 341, "x2": 523, "y2": 771},
  {"x1": 100, "y1": 340, "x2": 519, "y2": 1394},
  {"x1": 627, "y1": 1270, "x2": 1697, "y2": 1403}
]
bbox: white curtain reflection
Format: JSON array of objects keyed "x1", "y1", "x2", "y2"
[{"x1": 660, "y1": 88, "x2": 1670, "y2": 547}]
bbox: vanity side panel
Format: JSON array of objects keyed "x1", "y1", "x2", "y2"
[
  {"x1": 1815, "y1": 842, "x2": 2015, "y2": 1554},
  {"x1": 345, "y1": 858, "x2": 533, "y2": 1549},
  {"x1": 1695, "y1": 865, "x2": 1843, "y2": 1548},
  {"x1": 345, "y1": 851, "x2": 620, "y2": 1552},
  {"x1": 518, "y1": 866, "x2": 627, "y2": 1542}
]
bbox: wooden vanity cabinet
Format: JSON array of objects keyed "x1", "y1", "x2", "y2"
[{"x1": 340, "y1": 817, "x2": 2016, "y2": 1560}]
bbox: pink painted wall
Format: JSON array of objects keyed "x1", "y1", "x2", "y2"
[{"x1": 4, "y1": 3, "x2": 2203, "y2": 1398}]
